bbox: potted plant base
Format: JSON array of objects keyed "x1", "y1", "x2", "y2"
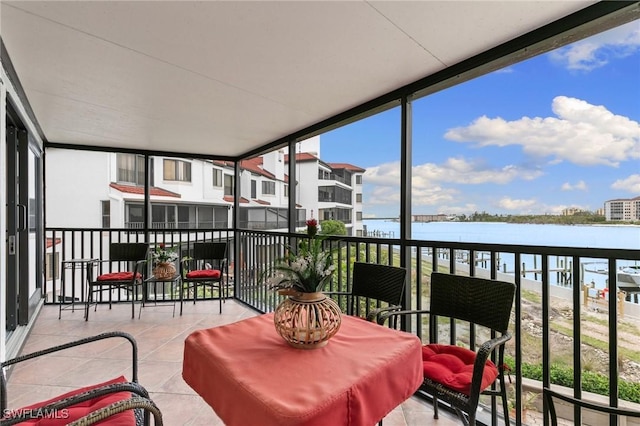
[{"x1": 273, "y1": 290, "x2": 341, "y2": 349}]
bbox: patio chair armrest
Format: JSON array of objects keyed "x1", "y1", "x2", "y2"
[
  {"x1": 365, "y1": 304, "x2": 402, "y2": 322},
  {"x1": 1, "y1": 332, "x2": 137, "y2": 373},
  {"x1": 468, "y1": 332, "x2": 512, "y2": 397},
  {"x1": 0, "y1": 382, "x2": 150, "y2": 425},
  {"x1": 377, "y1": 308, "x2": 432, "y2": 326},
  {"x1": 68, "y1": 395, "x2": 163, "y2": 426},
  {"x1": 1, "y1": 331, "x2": 139, "y2": 412}
]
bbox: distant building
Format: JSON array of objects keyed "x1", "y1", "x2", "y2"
[
  {"x1": 594, "y1": 208, "x2": 605, "y2": 216},
  {"x1": 561, "y1": 207, "x2": 583, "y2": 216},
  {"x1": 412, "y1": 214, "x2": 450, "y2": 222},
  {"x1": 604, "y1": 196, "x2": 640, "y2": 221}
]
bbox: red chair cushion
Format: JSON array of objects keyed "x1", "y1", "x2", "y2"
[
  {"x1": 11, "y1": 376, "x2": 135, "y2": 425},
  {"x1": 422, "y1": 344, "x2": 498, "y2": 396},
  {"x1": 97, "y1": 272, "x2": 142, "y2": 281},
  {"x1": 186, "y1": 269, "x2": 221, "y2": 279}
]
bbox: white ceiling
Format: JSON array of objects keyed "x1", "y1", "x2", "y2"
[{"x1": 1, "y1": 1, "x2": 598, "y2": 158}]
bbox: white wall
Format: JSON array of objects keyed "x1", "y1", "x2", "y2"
[
  {"x1": 297, "y1": 161, "x2": 319, "y2": 220},
  {"x1": 45, "y1": 149, "x2": 111, "y2": 228}
]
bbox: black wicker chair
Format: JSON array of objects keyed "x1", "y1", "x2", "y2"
[
  {"x1": 544, "y1": 387, "x2": 640, "y2": 425},
  {"x1": 85, "y1": 243, "x2": 149, "y2": 321},
  {"x1": 326, "y1": 262, "x2": 406, "y2": 322},
  {"x1": 180, "y1": 242, "x2": 228, "y2": 314},
  {"x1": 378, "y1": 272, "x2": 515, "y2": 426},
  {"x1": 0, "y1": 332, "x2": 162, "y2": 425}
]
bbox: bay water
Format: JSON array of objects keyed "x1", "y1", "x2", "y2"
[{"x1": 363, "y1": 220, "x2": 640, "y2": 292}]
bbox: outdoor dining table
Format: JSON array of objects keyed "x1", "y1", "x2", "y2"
[{"x1": 182, "y1": 312, "x2": 423, "y2": 426}]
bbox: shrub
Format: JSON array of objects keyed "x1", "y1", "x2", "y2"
[{"x1": 503, "y1": 356, "x2": 640, "y2": 404}]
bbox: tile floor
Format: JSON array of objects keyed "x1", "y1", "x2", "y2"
[{"x1": 6, "y1": 299, "x2": 459, "y2": 426}]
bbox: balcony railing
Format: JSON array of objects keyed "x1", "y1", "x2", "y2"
[{"x1": 45, "y1": 226, "x2": 640, "y2": 425}]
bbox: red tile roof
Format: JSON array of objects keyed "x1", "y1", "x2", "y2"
[
  {"x1": 224, "y1": 196, "x2": 250, "y2": 204},
  {"x1": 254, "y1": 199, "x2": 271, "y2": 205},
  {"x1": 47, "y1": 238, "x2": 61, "y2": 249},
  {"x1": 327, "y1": 162, "x2": 366, "y2": 173},
  {"x1": 239, "y1": 157, "x2": 277, "y2": 180},
  {"x1": 110, "y1": 183, "x2": 181, "y2": 198},
  {"x1": 284, "y1": 152, "x2": 318, "y2": 163}
]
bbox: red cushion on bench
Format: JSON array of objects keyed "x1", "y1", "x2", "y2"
[
  {"x1": 422, "y1": 344, "x2": 498, "y2": 396},
  {"x1": 14, "y1": 376, "x2": 135, "y2": 425},
  {"x1": 186, "y1": 269, "x2": 221, "y2": 279},
  {"x1": 97, "y1": 272, "x2": 142, "y2": 281}
]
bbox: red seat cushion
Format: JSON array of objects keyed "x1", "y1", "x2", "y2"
[
  {"x1": 10, "y1": 376, "x2": 135, "y2": 425},
  {"x1": 97, "y1": 272, "x2": 142, "y2": 281},
  {"x1": 422, "y1": 344, "x2": 498, "y2": 396},
  {"x1": 186, "y1": 269, "x2": 221, "y2": 279}
]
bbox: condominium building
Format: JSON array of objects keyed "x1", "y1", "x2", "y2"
[
  {"x1": 604, "y1": 196, "x2": 640, "y2": 221},
  {"x1": 45, "y1": 136, "x2": 365, "y2": 235}
]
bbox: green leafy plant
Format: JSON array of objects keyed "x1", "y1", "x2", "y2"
[
  {"x1": 152, "y1": 243, "x2": 178, "y2": 264},
  {"x1": 264, "y1": 219, "x2": 336, "y2": 293}
]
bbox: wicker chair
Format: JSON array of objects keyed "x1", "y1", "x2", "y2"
[
  {"x1": 0, "y1": 332, "x2": 162, "y2": 425},
  {"x1": 378, "y1": 272, "x2": 516, "y2": 426},
  {"x1": 86, "y1": 243, "x2": 150, "y2": 320},
  {"x1": 326, "y1": 262, "x2": 406, "y2": 322},
  {"x1": 180, "y1": 242, "x2": 228, "y2": 314},
  {"x1": 544, "y1": 387, "x2": 640, "y2": 425}
]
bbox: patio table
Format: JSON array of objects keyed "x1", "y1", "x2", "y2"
[{"x1": 182, "y1": 312, "x2": 423, "y2": 426}]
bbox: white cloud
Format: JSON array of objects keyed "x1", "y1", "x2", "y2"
[
  {"x1": 496, "y1": 197, "x2": 538, "y2": 211},
  {"x1": 611, "y1": 174, "x2": 640, "y2": 193},
  {"x1": 445, "y1": 96, "x2": 640, "y2": 167},
  {"x1": 561, "y1": 180, "x2": 587, "y2": 191},
  {"x1": 549, "y1": 21, "x2": 640, "y2": 71},
  {"x1": 364, "y1": 158, "x2": 542, "y2": 207}
]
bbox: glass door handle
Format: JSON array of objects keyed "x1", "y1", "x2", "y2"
[{"x1": 17, "y1": 204, "x2": 27, "y2": 231}]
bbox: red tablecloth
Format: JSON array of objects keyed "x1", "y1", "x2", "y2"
[{"x1": 182, "y1": 313, "x2": 423, "y2": 426}]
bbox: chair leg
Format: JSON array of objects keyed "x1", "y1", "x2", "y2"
[
  {"x1": 85, "y1": 287, "x2": 91, "y2": 321},
  {"x1": 433, "y1": 395, "x2": 439, "y2": 419},
  {"x1": 500, "y1": 381, "x2": 510, "y2": 426}
]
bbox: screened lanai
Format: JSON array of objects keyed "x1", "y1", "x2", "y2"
[{"x1": 1, "y1": 1, "x2": 639, "y2": 426}]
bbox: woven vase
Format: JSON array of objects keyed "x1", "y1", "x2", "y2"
[
  {"x1": 153, "y1": 262, "x2": 176, "y2": 279},
  {"x1": 273, "y1": 291, "x2": 342, "y2": 349}
]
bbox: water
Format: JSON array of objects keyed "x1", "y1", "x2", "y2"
[
  {"x1": 363, "y1": 220, "x2": 640, "y2": 292},
  {"x1": 364, "y1": 220, "x2": 640, "y2": 250}
]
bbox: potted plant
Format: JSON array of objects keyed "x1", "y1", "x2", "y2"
[
  {"x1": 265, "y1": 218, "x2": 342, "y2": 349},
  {"x1": 151, "y1": 243, "x2": 178, "y2": 279}
]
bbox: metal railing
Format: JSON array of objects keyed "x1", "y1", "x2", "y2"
[{"x1": 45, "y1": 227, "x2": 640, "y2": 425}]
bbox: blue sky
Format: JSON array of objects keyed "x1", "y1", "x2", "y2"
[{"x1": 320, "y1": 20, "x2": 640, "y2": 218}]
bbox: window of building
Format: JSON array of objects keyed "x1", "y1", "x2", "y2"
[
  {"x1": 355, "y1": 175, "x2": 362, "y2": 184},
  {"x1": 164, "y1": 159, "x2": 192, "y2": 182},
  {"x1": 356, "y1": 193, "x2": 362, "y2": 203},
  {"x1": 251, "y1": 180, "x2": 257, "y2": 198},
  {"x1": 101, "y1": 200, "x2": 110, "y2": 228},
  {"x1": 46, "y1": 252, "x2": 59, "y2": 281},
  {"x1": 262, "y1": 181, "x2": 275, "y2": 195},
  {"x1": 213, "y1": 169, "x2": 223, "y2": 187},
  {"x1": 224, "y1": 174, "x2": 234, "y2": 196},
  {"x1": 356, "y1": 211, "x2": 362, "y2": 221},
  {"x1": 117, "y1": 154, "x2": 152, "y2": 185},
  {"x1": 284, "y1": 185, "x2": 289, "y2": 198}
]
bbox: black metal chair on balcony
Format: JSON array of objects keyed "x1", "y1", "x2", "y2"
[
  {"x1": 0, "y1": 331, "x2": 163, "y2": 425},
  {"x1": 180, "y1": 242, "x2": 228, "y2": 314},
  {"x1": 326, "y1": 261, "x2": 406, "y2": 322},
  {"x1": 544, "y1": 387, "x2": 640, "y2": 426},
  {"x1": 85, "y1": 243, "x2": 149, "y2": 321},
  {"x1": 378, "y1": 272, "x2": 516, "y2": 426}
]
